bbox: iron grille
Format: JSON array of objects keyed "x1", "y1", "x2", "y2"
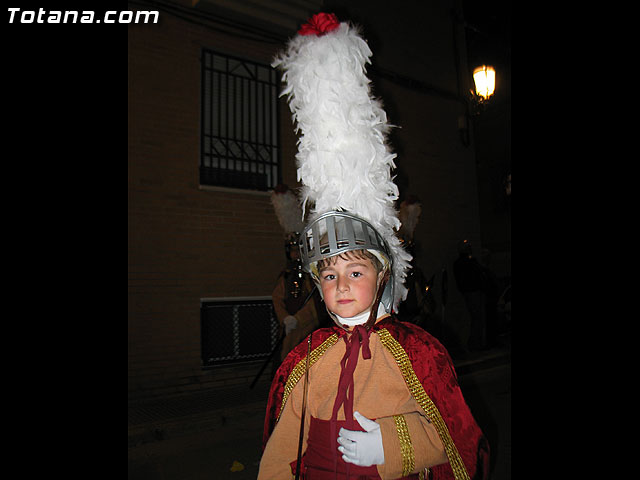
[
  {"x1": 201, "y1": 298, "x2": 279, "y2": 366},
  {"x1": 200, "y1": 49, "x2": 281, "y2": 190}
]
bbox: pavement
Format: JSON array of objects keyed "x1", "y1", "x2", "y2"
[{"x1": 128, "y1": 333, "x2": 510, "y2": 480}]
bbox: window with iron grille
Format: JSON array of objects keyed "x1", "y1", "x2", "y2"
[
  {"x1": 200, "y1": 49, "x2": 281, "y2": 191},
  {"x1": 201, "y1": 298, "x2": 279, "y2": 367}
]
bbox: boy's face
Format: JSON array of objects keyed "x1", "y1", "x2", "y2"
[{"x1": 319, "y1": 254, "x2": 382, "y2": 319}]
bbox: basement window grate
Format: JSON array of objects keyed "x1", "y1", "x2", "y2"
[{"x1": 201, "y1": 298, "x2": 279, "y2": 367}]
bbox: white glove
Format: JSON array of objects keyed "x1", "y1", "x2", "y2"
[
  {"x1": 337, "y1": 411, "x2": 385, "y2": 466},
  {"x1": 283, "y1": 315, "x2": 297, "y2": 335}
]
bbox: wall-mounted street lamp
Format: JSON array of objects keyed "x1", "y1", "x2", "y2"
[
  {"x1": 473, "y1": 65, "x2": 495, "y2": 100},
  {"x1": 459, "y1": 64, "x2": 496, "y2": 146}
]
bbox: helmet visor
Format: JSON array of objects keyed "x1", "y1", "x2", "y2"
[{"x1": 298, "y1": 211, "x2": 391, "y2": 279}]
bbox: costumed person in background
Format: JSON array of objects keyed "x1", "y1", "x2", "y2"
[
  {"x1": 271, "y1": 184, "x2": 328, "y2": 370},
  {"x1": 478, "y1": 248, "x2": 500, "y2": 348},
  {"x1": 259, "y1": 13, "x2": 488, "y2": 480},
  {"x1": 452, "y1": 240, "x2": 487, "y2": 352},
  {"x1": 395, "y1": 196, "x2": 437, "y2": 333}
]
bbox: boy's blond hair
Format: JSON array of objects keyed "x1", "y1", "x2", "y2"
[{"x1": 316, "y1": 249, "x2": 383, "y2": 274}]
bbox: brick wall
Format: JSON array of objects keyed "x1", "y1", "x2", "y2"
[{"x1": 128, "y1": 9, "x2": 298, "y2": 399}]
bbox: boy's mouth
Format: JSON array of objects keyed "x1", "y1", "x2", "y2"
[{"x1": 337, "y1": 299, "x2": 354, "y2": 304}]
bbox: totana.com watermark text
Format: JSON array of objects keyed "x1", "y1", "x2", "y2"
[{"x1": 7, "y1": 8, "x2": 159, "y2": 24}]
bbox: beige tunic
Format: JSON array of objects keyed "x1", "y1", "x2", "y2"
[{"x1": 258, "y1": 326, "x2": 448, "y2": 479}]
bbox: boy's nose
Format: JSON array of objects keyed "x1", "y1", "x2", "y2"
[{"x1": 337, "y1": 277, "x2": 349, "y2": 292}]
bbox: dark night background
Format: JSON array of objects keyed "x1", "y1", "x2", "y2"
[{"x1": 5, "y1": 2, "x2": 598, "y2": 478}]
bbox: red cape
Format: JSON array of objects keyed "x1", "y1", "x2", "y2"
[{"x1": 262, "y1": 316, "x2": 490, "y2": 480}]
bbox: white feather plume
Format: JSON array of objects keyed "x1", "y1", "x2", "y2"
[
  {"x1": 270, "y1": 189, "x2": 304, "y2": 235},
  {"x1": 272, "y1": 20, "x2": 412, "y2": 308}
]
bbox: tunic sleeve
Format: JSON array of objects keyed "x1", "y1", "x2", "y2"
[
  {"x1": 258, "y1": 379, "x2": 308, "y2": 480},
  {"x1": 376, "y1": 410, "x2": 448, "y2": 479}
]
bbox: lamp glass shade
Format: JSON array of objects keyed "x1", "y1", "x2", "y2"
[{"x1": 473, "y1": 66, "x2": 495, "y2": 99}]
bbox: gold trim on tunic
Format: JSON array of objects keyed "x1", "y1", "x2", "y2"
[
  {"x1": 277, "y1": 333, "x2": 340, "y2": 421},
  {"x1": 393, "y1": 414, "x2": 415, "y2": 477},
  {"x1": 376, "y1": 328, "x2": 470, "y2": 480}
]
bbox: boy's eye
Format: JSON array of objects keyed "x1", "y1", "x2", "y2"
[
  {"x1": 322, "y1": 274, "x2": 335, "y2": 281},
  {"x1": 351, "y1": 272, "x2": 362, "y2": 278}
]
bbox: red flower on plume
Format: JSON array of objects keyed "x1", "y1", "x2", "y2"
[{"x1": 298, "y1": 12, "x2": 340, "y2": 36}]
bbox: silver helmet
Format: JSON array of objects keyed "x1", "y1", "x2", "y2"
[{"x1": 298, "y1": 210, "x2": 395, "y2": 314}]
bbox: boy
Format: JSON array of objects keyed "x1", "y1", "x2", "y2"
[
  {"x1": 259, "y1": 213, "x2": 489, "y2": 480},
  {"x1": 260, "y1": 13, "x2": 489, "y2": 480}
]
